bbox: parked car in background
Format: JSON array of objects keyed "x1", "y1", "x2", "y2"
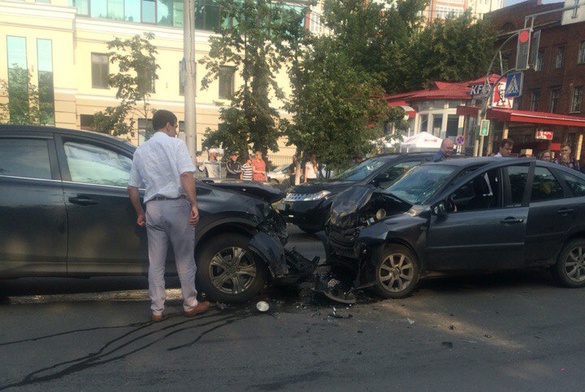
[
  {"x1": 279, "y1": 153, "x2": 434, "y2": 233},
  {"x1": 0, "y1": 125, "x2": 314, "y2": 303},
  {"x1": 267, "y1": 163, "x2": 291, "y2": 185},
  {"x1": 321, "y1": 157, "x2": 585, "y2": 299}
]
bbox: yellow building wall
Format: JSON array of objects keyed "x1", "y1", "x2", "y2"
[{"x1": 0, "y1": 0, "x2": 297, "y2": 162}]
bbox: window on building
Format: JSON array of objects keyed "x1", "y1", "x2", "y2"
[
  {"x1": 432, "y1": 114, "x2": 443, "y2": 138},
  {"x1": 218, "y1": 66, "x2": 235, "y2": 99},
  {"x1": 446, "y1": 115, "x2": 459, "y2": 138},
  {"x1": 579, "y1": 41, "x2": 585, "y2": 64},
  {"x1": 91, "y1": 53, "x2": 109, "y2": 89},
  {"x1": 535, "y1": 50, "x2": 544, "y2": 71},
  {"x1": 124, "y1": 0, "x2": 140, "y2": 22},
  {"x1": 555, "y1": 46, "x2": 564, "y2": 68},
  {"x1": 419, "y1": 115, "x2": 428, "y2": 133},
  {"x1": 550, "y1": 88, "x2": 560, "y2": 113},
  {"x1": 37, "y1": 39, "x2": 55, "y2": 125},
  {"x1": 90, "y1": 0, "x2": 107, "y2": 17},
  {"x1": 571, "y1": 86, "x2": 583, "y2": 113},
  {"x1": 195, "y1": 0, "x2": 221, "y2": 31},
  {"x1": 80, "y1": 114, "x2": 96, "y2": 131},
  {"x1": 6, "y1": 36, "x2": 29, "y2": 123},
  {"x1": 530, "y1": 91, "x2": 540, "y2": 111},
  {"x1": 142, "y1": 0, "x2": 156, "y2": 23},
  {"x1": 69, "y1": 0, "x2": 89, "y2": 15},
  {"x1": 138, "y1": 59, "x2": 156, "y2": 93}
]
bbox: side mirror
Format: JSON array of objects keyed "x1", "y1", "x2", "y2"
[{"x1": 432, "y1": 201, "x2": 447, "y2": 216}]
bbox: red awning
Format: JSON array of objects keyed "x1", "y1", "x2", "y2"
[
  {"x1": 387, "y1": 101, "x2": 416, "y2": 118},
  {"x1": 456, "y1": 106, "x2": 585, "y2": 128}
]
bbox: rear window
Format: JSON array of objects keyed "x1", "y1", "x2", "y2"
[{"x1": 0, "y1": 138, "x2": 52, "y2": 179}]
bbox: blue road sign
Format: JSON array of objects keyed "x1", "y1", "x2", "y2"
[{"x1": 504, "y1": 71, "x2": 523, "y2": 98}]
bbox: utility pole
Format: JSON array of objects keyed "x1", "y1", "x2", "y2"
[{"x1": 183, "y1": 0, "x2": 197, "y2": 157}]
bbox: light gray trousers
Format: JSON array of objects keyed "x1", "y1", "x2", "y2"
[{"x1": 145, "y1": 198, "x2": 198, "y2": 315}]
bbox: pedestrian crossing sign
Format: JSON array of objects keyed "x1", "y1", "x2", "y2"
[{"x1": 504, "y1": 71, "x2": 523, "y2": 98}]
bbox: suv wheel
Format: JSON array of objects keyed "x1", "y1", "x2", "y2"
[
  {"x1": 197, "y1": 234, "x2": 267, "y2": 303},
  {"x1": 551, "y1": 238, "x2": 585, "y2": 288},
  {"x1": 371, "y1": 245, "x2": 420, "y2": 299}
]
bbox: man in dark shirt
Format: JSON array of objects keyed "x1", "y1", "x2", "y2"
[
  {"x1": 432, "y1": 138, "x2": 454, "y2": 162},
  {"x1": 226, "y1": 151, "x2": 242, "y2": 179}
]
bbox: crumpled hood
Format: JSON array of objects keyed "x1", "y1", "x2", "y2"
[{"x1": 329, "y1": 185, "x2": 412, "y2": 229}]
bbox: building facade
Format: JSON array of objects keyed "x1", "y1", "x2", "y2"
[
  {"x1": 0, "y1": 0, "x2": 315, "y2": 164},
  {"x1": 484, "y1": 0, "x2": 585, "y2": 159}
]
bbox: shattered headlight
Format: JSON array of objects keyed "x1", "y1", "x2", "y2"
[{"x1": 284, "y1": 190, "x2": 331, "y2": 202}]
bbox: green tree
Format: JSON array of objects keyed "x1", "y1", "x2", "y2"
[
  {"x1": 0, "y1": 66, "x2": 53, "y2": 125},
  {"x1": 403, "y1": 12, "x2": 496, "y2": 91},
  {"x1": 93, "y1": 32, "x2": 159, "y2": 138},
  {"x1": 284, "y1": 37, "x2": 387, "y2": 171},
  {"x1": 199, "y1": 0, "x2": 306, "y2": 158}
]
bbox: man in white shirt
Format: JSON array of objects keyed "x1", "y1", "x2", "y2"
[{"x1": 128, "y1": 109, "x2": 209, "y2": 321}]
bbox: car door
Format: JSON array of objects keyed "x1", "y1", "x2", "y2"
[
  {"x1": 425, "y1": 163, "x2": 531, "y2": 271},
  {"x1": 524, "y1": 166, "x2": 583, "y2": 264},
  {"x1": 55, "y1": 134, "x2": 148, "y2": 275},
  {"x1": 0, "y1": 132, "x2": 67, "y2": 275}
]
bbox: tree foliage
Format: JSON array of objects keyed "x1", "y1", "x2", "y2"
[
  {"x1": 0, "y1": 66, "x2": 53, "y2": 125},
  {"x1": 402, "y1": 11, "x2": 496, "y2": 91},
  {"x1": 284, "y1": 37, "x2": 387, "y2": 170},
  {"x1": 93, "y1": 32, "x2": 159, "y2": 138},
  {"x1": 199, "y1": 0, "x2": 308, "y2": 158}
]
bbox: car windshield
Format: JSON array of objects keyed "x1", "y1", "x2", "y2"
[
  {"x1": 333, "y1": 157, "x2": 390, "y2": 181},
  {"x1": 386, "y1": 164, "x2": 457, "y2": 204}
]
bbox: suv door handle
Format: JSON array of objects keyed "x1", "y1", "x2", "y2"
[
  {"x1": 557, "y1": 208, "x2": 574, "y2": 215},
  {"x1": 500, "y1": 217, "x2": 524, "y2": 224},
  {"x1": 68, "y1": 196, "x2": 99, "y2": 206}
]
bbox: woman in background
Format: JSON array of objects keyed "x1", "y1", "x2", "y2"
[
  {"x1": 251, "y1": 151, "x2": 267, "y2": 181},
  {"x1": 304, "y1": 154, "x2": 318, "y2": 183}
]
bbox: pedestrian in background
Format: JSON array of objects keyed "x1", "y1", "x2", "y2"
[
  {"x1": 226, "y1": 151, "x2": 242, "y2": 179},
  {"x1": 494, "y1": 138, "x2": 514, "y2": 157},
  {"x1": 205, "y1": 148, "x2": 221, "y2": 179},
  {"x1": 304, "y1": 154, "x2": 319, "y2": 183},
  {"x1": 432, "y1": 138, "x2": 454, "y2": 162},
  {"x1": 241, "y1": 156, "x2": 253, "y2": 181},
  {"x1": 252, "y1": 150, "x2": 267, "y2": 181},
  {"x1": 127, "y1": 109, "x2": 209, "y2": 322},
  {"x1": 539, "y1": 150, "x2": 552, "y2": 162},
  {"x1": 289, "y1": 155, "x2": 299, "y2": 185},
  {"x1": 555, "y1": 144, "x2": 580, "y2": 171}
]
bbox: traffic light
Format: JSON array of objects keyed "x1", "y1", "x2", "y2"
[
  {"x1": 480, "y1": 120, "x2": 490, "y2": 136},
  {"x1": 516, "y1": 28, "x2": 531, "y2": 71}
]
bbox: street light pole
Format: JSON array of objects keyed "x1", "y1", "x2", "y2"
[{"x1": 184, "y1": 0, "x2": 197, "y2": 157}]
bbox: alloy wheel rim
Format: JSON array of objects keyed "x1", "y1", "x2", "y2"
[
  {"x1": 565, "y1": 246, "x2": 585, "y2": 283},
  {"x1": 209, "y1": 247, "x2": 257, "y2": 294},
  {"x1": 379, "y1": 253, "x2": 414, "y2": 293}
]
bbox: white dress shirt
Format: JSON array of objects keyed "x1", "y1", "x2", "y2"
[{"x1": 128, "y1": 132, "x2": 196, "y2": 203}]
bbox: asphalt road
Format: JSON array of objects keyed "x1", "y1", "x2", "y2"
[{"x1": 2, "y1": 225, "x2": 585, "y2": 391}]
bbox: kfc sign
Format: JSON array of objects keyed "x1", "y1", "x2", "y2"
[
  {"x1": 535, "y1": 130, "x2": 554, "y2": 140},
  {"x1": 470, "y1": 80, "x2": 514, "y2": 109}
]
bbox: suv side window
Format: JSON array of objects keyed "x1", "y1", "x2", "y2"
[
  {"x1": 64, "y1": 141, "x2": 132, "y2": 186},
  {"x1": 0, "y1": 138, "x2": 52, "y2": 179},
  {"x1": 531, "y1": 167, "x2": 564, "y2": 202},
  {"x1": 560, "y1": 171, "x2": 585, "y2": 197}
]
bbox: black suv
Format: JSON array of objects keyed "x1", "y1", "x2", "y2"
[
  {"x1": 279, "y1": 153, "x2": 434, "y2": 233},
  {"x1": 0, "y1": 125, "x2": 313, "y2": 303}
]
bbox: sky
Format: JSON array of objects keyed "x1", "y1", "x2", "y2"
[{"x1": 504, "y1": 0, "x2": 564, "y2": 8}]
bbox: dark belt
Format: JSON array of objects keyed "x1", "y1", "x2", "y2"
[{"x1": 150, "y1": 195, "x2": 187, "y2": 201}]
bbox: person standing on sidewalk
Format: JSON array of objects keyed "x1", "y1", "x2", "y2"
[{"x1": 128, "y1": 109, "x2": 210, "y2": 321}]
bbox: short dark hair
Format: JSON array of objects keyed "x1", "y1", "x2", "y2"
[
  {"x1": 500, "y1": 138, "x2": 514, "y2": 148},
  {"x1": 152, "y1": 110, "x2": 177, "y2": 131}
]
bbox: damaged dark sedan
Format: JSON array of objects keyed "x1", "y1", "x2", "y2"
[
  {"x1": 0, "y1": 125, "x2": 315, "y2": 303},
  {"x1": 321, "y1": 157, "x2": 585, "y2": 299}
]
